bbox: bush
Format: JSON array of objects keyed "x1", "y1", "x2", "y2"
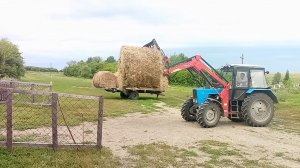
[{"x1": 168, "y1": 70, "x2": 204, "y2": 87}]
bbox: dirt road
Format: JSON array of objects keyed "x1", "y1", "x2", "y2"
[{"x1": 103, "y1": 103, "x2": 300, "y2": 167}]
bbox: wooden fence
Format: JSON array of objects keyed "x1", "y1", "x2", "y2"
[{"x1": 0, "y1": 87, "x2": 103, "y2": 151}]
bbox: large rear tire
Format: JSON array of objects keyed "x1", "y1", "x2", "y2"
[
  {"x1": 241, "y1": 93, "x2": 274, "y2": 127},
  {"x1": 196, "y1": 101, "x2": 221, "y2": 128},
  {"x1": 181, "y1": 98, "x2": 197, "y2": 122}
]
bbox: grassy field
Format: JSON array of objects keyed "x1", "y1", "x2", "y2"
[
  {"x1": 22, "y1": 71, "x2": 193, "y2": 117},
  {"x1": 0, "y1": 71, "x2": 299, "y2": 167}
]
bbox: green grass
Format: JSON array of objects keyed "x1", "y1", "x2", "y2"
[
  {"x1": 197, "y1": 140, "x2": 241, "y2": 167},
  {"x1": 127, "y1": 143, "x2": 198, "y2": 168},
  {"x1": 272, "y1": 89, "x2": 300, "y2": 134},
  {"x1": 0, "y1": 147, "x2": 120, "y2": 168},
  {"x1": 274, "y1": 152, "x2": 300, "y2": 163},
  {"x1": 196, "y1": 140, "x2": 283, "y2": 168},
  {"x1": 263, "y1": 73, "x2": 300, "y2": 133}
]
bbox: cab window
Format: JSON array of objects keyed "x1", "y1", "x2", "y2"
[
  {"x1": 236, "y1": 71, "x2": 248, "y2": 88},
  {"x1": 250, "y1": 69, "x2": 268, "y2": 88}
]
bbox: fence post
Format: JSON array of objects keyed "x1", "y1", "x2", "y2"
[
  {"x1": 31, "y1": 83, "x2": 35, "y2": 103},
  {"x1": 6, "y1": 89, "x2": 13, "y2": 152},
  {"x1": 9, "y1": 81, "x2": 13, "y2": 88},
  {"x1": 52, "y1": 93, "x2": 58, "y2": 150},
  {"x1": 48, "y1": 83, "x2": 53, "y2": 104},
  {"x1": 49, "y1": 83, "x2": 53, "y2": 92},
  {"x1": 96, "y1": 96, "x2": 104, "y2": 149}
]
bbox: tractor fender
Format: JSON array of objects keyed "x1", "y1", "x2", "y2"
[
  {"x1": 246, "y1": 89, "x2": 278, "y2": 103},
  {"x1": 206, "y1": 98, "x2": 224, "y2": 116}
]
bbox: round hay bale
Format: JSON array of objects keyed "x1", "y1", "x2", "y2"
[
  {"x1": 92, "y1": 71, "x2": 118, "y2": 88},
  {"x1": 118, "y1": 46, "x2": 168, "y2": 90},
  {"x1": 160, "y1": 76, "x2": 169, "y2": 91}
]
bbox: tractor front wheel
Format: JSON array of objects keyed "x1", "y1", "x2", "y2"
[
  {"x1": 181, "y1": 98, "x2": 197, "y2": 121},
  {"x1": 241, "y1": 93, "x2": 274, "y2": 127},
  {"x1": 196, "y1": 101, "x2": 221, "y2": 128}
]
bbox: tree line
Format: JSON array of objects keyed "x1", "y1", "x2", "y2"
[
  {"x1": 25, "y1": 66, "x2": 59, "y2": 72},
  {"x1": 63, "y1": 56, "x2": 118, "y2": 78}
]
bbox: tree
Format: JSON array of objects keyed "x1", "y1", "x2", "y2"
[
  {"x1": 87, "y1": 56, "x2": 102, "y2": 63},
  {"x1": 168, "y1": 53, "x2": 205, "y2": 86},
  {"x1": 105, "y1": 56, "x2": 116, "y2": 63},
  {"x1": 284, "y1": 70, "x2": 289, "y2": 81},
  {"x1": 80, "y1": 65, "x2": 92, "y2": 78},
  {"x1": 272, "y1": 72, "x2": 281, "y2": 85},
  {"x1": 0, "y1": 39, "x2": 25, "y2": 78},
  {"x1": 169, "y1": 53, "x2": 187, "y2": 65}
]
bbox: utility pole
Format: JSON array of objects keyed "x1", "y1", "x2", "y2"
[{"x1": 240, "y1": 54, "x2": 244, "y2": 64}]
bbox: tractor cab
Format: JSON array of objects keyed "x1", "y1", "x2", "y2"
[{"x1": 221, "y1": 64, "x2": 271, "y2": 101}]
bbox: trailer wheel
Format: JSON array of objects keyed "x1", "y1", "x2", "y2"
[
  {"x1": 128, "y1": 91, "x2": 139, "y2": 100},
  {"x1": 120, "y1": 92, "x2": 128, "y2": 99}
]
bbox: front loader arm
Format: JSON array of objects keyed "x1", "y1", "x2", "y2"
[{"x1": 165, "y1": 55, "x2": 229, "y2": 88}]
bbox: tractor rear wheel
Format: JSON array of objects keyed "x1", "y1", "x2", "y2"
[
  {"x1": 241, "y1": 93, "x2": 274, "y2": 127},
  {"x1": 196, "y1": 101, "x2": 221, "y2": 128},
  {"x1": 181, "y1": 98, "x2": 197, "y2": 121}
]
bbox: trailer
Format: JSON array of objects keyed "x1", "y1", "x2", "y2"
[{"x1": 104, "y1": 87, "x2": 163, "y2": 100}]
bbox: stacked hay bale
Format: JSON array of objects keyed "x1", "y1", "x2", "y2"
[
  {"x1": 118, "y1": 46, "x2": 168, "y2": 91},
  {"x1": 92, "y1": 71, "x2": 118, "y2": 88}
]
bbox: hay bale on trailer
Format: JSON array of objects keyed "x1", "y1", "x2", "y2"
[
  {"x1": 118, "y1": 46, "x2": 168, "y2": 91},
  {"x1": 92, "y1": 71, "x2": 118, "y2": 88}
]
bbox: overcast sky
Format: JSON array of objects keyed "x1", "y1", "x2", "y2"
[{"x1": 0, "y1": 0, "x2": 299, "y2": 72}]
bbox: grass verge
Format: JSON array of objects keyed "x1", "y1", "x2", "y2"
[{"x1": 0, "y1": 147, "x2": 120, "y2": 168}]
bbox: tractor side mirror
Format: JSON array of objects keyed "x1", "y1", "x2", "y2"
[{"x1": 265, "y1": 71, "x2": 269, "y2": 74}]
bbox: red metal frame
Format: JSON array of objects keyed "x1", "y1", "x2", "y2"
[{"x1": 165, "y1": 55, "x2": 231, "y2": 117}]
